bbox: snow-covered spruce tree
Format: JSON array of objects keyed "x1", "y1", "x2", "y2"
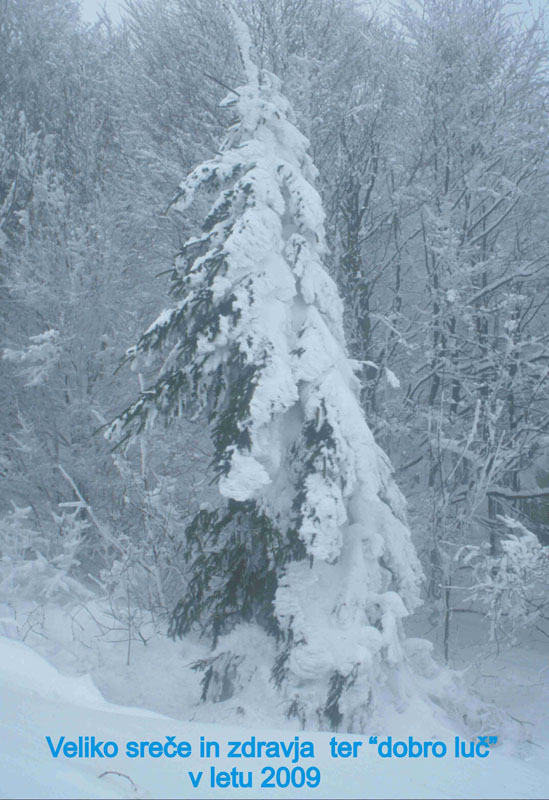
[{"x1": 113, "y1": 19, "x2": 440, "y2": 732}]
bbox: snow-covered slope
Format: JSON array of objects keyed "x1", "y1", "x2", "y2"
[{"x1": 0, "y1": 636, "x2": 547, "y2": 799}]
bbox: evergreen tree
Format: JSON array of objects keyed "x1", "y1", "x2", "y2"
[{"x1": 113, "y1": 16, "x2": 431, "y2": 731}]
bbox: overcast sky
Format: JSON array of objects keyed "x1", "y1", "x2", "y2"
[
  {"x1": 80, "y1": 0, "x2": 124, "y2": 23},
  {"x1": 79, "y1": 0, "x2": 545, "y2": 26}
]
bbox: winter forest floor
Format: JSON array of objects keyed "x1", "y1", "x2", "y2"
[
  {"x1": 407, "y1": 610, "x2": 549, "y2": 755},
  {"x1": 1, "y1": 600, "x2": 549, "y2": 799}
]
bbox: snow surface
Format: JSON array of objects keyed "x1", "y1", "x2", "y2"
[{"x1": 1, "y1": 634, "x2": 548, "y2": 800}]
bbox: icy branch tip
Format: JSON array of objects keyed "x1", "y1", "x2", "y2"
[{"x1": 229, "y1": 8, "x2": 259, "y2": 89}]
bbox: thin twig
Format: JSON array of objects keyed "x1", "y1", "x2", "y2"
[
  {"x1": 98, "y1": 771, "x2": 137, "y2": 788},
  {"x1": 204, "y1": 71, "x2": 240, "y2": 96}
]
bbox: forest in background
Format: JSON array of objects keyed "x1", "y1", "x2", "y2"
[{"x1": 2, "y1": 0, "x2": 549, "y2": 723}]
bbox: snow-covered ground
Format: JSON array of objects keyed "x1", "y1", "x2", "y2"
[{"x1": 1, "y1": 612, "x2": 548, "y2": 800}]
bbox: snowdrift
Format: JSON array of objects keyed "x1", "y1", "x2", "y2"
[{"x1": 0, "y1": 636, "x2": 547, "y2": 799}]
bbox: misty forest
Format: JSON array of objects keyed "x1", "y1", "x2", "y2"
[{"x1": 3, "y1": 0, "x2": 549, "y2": 782}]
